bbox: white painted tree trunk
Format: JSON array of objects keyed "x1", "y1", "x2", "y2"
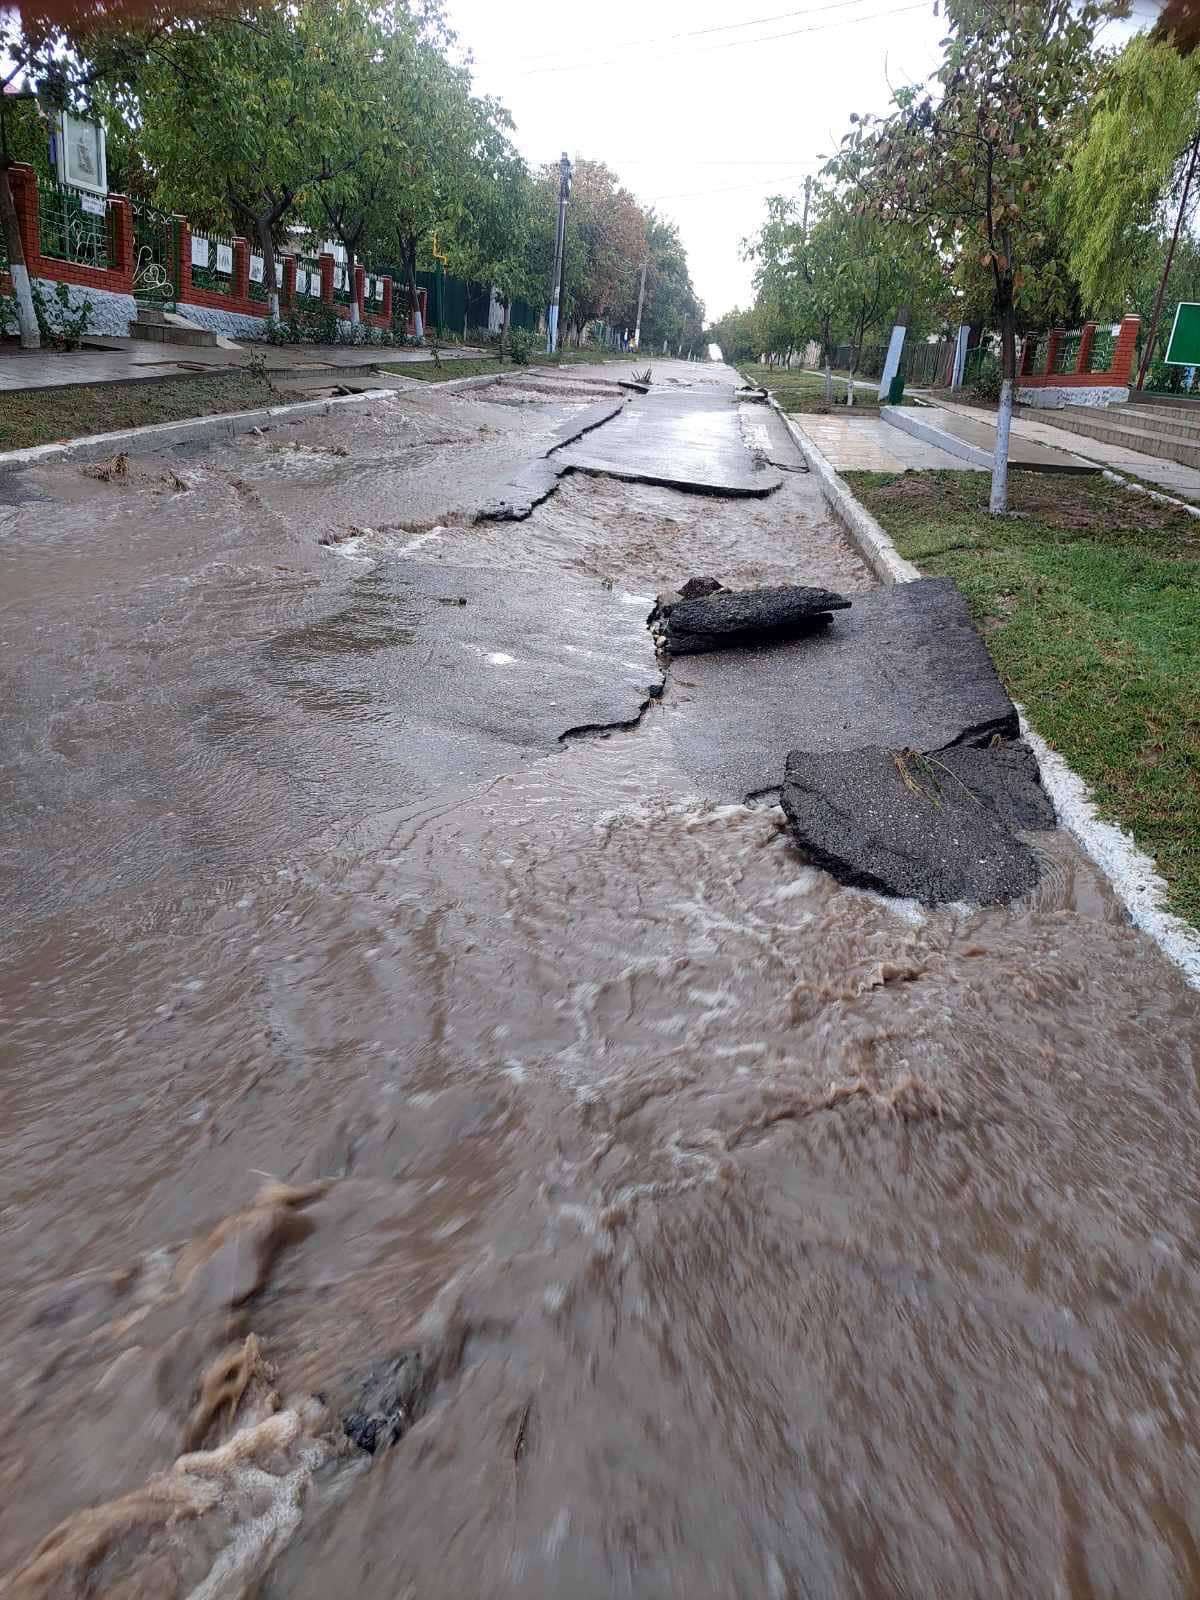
[
  {"x1": 413, "y1": 309, "x2": 424, "y2": 340},
  {"x1": 350, "y1": 299, "x2": 360, "y2": 326},
  {"x1": 269, "y1": 290, "x2": 280, "y2": 320},
  {"x1": 847, "y1": 366, "x2": 856, "y2": 407},
  {"x1": 989, "y1": 377, "x2": 1014, "y2": 515},
  {"x1": 9, "y1": 262, "x2": 39, "y2": 350},
  {"x1": 823, "y1": 360, "x2": 833, "y2": 407}
]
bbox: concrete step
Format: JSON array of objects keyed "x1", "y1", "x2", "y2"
[
  {"x1": 1067, "y1": 404, "x2": 1200, "y2": 443},
  {"x1": 1032, "y1": 407, "x2": 1200, "y2": 469},
  {"x1": 1127, "y1": 394, "x2": 1200, "y2": 418},
  {"x1": 128, "y1": 318, "x2": 217, "y2": 348},
  {"x1": 134, "y1": 304, "x2": 167, "y2": 326}
]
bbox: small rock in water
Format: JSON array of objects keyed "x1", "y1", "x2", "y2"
[
  {"x1": 664, "y1": 583, "x2": 850, "y2": 655},
  {"x1": 343, "y1": 1351, "x2": 429, "y2": 1455},
  {"x1": 677, "y1": 575, "x2": 726, "y2": 601}
]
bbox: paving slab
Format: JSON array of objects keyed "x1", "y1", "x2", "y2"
[
  {"x1": 557, "y1": 387, "x2": 783, "y2": 495},
  {"x1": 915, "y1": 391, "x2": 1200, "y2": 503},
  {"x1": 791, "y1": 414, "x2": 983, "y2": 473},
  {"x1": 663, "y1": 577, "x2": 1018, "y2": 802},
  {"x1": 883, "y1": 404, "x2": 1098, "y2": 473}
]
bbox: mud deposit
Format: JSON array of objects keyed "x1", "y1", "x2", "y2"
[{"x1": 2, "y1": 363, "x2": 1199, "y2": 1599}]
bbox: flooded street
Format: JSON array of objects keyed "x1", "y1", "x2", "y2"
[{"x1": 3, "y1": 362, "x2": 1200, "y2": 1599}]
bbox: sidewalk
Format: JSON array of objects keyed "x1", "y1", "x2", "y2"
[
  {"x1": 0, "y1": 337, "x2": 486, "y2": 393},
  {"x1": 916, "y1": 391, "x2": 1200, "y2": 503},
  {"x1": 790, "y1": 412, "x2": 985, "y2": 473}
]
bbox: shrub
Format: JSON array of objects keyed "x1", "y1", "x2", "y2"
[
  {"x1": 970, "y1": 353, "x2": 1002, "y2": 402},
  {"x1": 507, "y1": 327, "x2": 537, "y2": 365},
  {"x1": 4, "y1": 280, "x2": 97, "y2": 350},
  {"x1": 1146, "y1": 359, "x2": 1185, "y2": 395}
]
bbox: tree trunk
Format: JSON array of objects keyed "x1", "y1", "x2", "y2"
[
  {"x1": 1, "y1": 162, "x2": 39, "y2": 350},
  {"x1": 990, "y1": 305, "x2": 1017, "y2": 516},
  {"x1": 846, "y1": 351, "x2": 856, "y2": 408},
  {"x1": 346, "y1": 246, "x2": 359, "y2": 327},
  {"x1": 402, "y1": 241, "x2": 423, "y2": 341},
  {"x1": 256, "y1": 215, "x2": 279, "y2": 321},
  {"x1": 500, "y1": 296, "x2": 511, "y2": 363}
]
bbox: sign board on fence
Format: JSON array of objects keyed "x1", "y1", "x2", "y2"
[
  {"x1": 54, "y1": 111, "x2": 107, "y2": 195},
  {"x1": 216, "y1": 242, "x2": 234, "y2": 275},
  {"x1": 1165, "y1": 302, "x2": 1200, "y2": 366},
  {"x1": 191, "y1": 235, "x2": 209, "y2": 268},
  {"x1": 80, "y1": 192, "x2": 106, "y2": 217},
  {"x1": 249, "y1": 255, "x2": 264, "y2": 283}
]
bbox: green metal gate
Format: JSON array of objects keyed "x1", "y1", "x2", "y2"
[{"x1": 130, "y1": 201, "x2": 179, "y2": 311}]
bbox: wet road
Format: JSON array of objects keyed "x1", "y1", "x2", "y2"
[{"x1": 2, "y1": 362, "x2": 1200, "y2": 1599}]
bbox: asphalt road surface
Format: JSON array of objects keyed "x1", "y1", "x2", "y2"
[{"x1": 3, "y1": 360, "x2": 1200, "y2": 1600}]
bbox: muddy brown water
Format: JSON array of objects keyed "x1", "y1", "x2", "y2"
[{"x1": 2, "y1": 366, "x2": 1199, "y2": 1599}]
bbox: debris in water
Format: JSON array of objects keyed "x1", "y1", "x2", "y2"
[
  {"x1": 342, "y1": 1351, "x2": 430, "y2": 1455},
  {"x1": 662, "y1": 583, "x2": 851, "y2": 655},
  {"x1": 81, "y1": 452, "x2": 128, "y2": 483}
]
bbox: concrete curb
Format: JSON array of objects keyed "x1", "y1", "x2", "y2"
[
  {"x1": 0, "y1": 389, "x2": 394, "y2": 475},
  {"x1": 769, "y1": 401, "x2": 920, "y2": 585},
  {"x1": 778, "y1": 408, "x2": 1200, "y2": 987},
  {"x1": 1102, "y1": 467, "x2": 1200, "y2": 519},
  {"x1": 1018, "y1": 715, "x2": 1200, "y2": 986},
  {"x1": 880, "y1": 404, "x2": 992, "y2": 468}
]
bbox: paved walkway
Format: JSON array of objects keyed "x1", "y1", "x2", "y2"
[
  {"x1": 916, "y1": 392, "x2": 1200, "y2": 502},
  {"x1": 791, "y1": 413, "x2": 985, "y2": 473},
  {"x1": 0, "y1": 338, "x2": 486, "y2": 393}
]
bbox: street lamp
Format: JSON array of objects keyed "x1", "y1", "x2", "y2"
[{"x1": 547, "y1": 151, "x2": 571, "y2": 355}]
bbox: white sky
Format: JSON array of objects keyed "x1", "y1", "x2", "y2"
[
  {"x1": 441, "y1": 0, "x2": 949, "y2": 321},
  {"x1": 442, "y1": 0, "x2": 1164, "y2": 323}
]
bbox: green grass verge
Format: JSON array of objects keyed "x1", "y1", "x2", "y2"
[
  {"x1": 842, "y1": 468, "x2": 1200, "y2": 925},
  {"x1": 0, "y1": 370, "x2": 284, "y2": 450},
  {"x1": 737, "y1": 363, "x2": 910, "y2": 414}
]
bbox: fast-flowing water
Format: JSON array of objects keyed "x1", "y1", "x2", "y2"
[{"x1": 2, "y1": 367, "x2": 1199, "y2": 1599}]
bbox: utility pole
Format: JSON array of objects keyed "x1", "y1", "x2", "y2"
[
  {"x1": 547, "y1": 151, "x2": 571, "y2": 355},
  {"x1": 633, "y1": 258, "x2": 648, "y2": 350}
]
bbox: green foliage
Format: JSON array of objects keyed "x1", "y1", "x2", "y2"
[
  {"x1": 1057, "y1": 35, "x2": 1200, "y2": 316},
  {"x1": 970, "y1": 353, "x2": 1003, "y2": 401},
  {"x1": 834, "y1": 0, "x2": 1113, "y2": 368},
  {"x1": 3, "y1": 279, "x2": 93, "y2": 350},
  {"x1": 1145, "y1": 358, "x2": 1187, "y2": 394},
  {"x1": 506, "y1": 327, "x2": 536, "y2": 365}
]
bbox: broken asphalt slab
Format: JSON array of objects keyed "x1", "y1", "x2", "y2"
[
  {"x1": 662, "y1": 577, "x2": 1020, "y2": 802},
  {"x1": 262, "y1": 559, "x2": 659, "y2": 791},
  {"x1": 556, "y1": 388, "x2": 784, "y2": 496},
  {"x1": 663, "y1": 584, "x2": 851, "y2": 655},
  {"x1": 780, "y1": 741, "x2": 1053, "y2": 905}
]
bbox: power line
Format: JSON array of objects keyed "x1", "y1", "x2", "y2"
[
  {"x1": 518, "y1": 0, "x2": 929, "y2": 76},
  {"x1": 517, "y1": 0, "x2": 891, "y2": 69}
]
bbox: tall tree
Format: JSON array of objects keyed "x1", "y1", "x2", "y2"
[{"x1": 836, "y1": 0, "x2": 1113, "y2": 512}]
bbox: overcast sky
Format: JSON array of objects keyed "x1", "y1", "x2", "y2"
[
  {"x1": 441, "y1": 0, "x2": 1162, "y2": 325},
  {"x1": 440, "y1": 0, "x2": 947, "y2": 322}
]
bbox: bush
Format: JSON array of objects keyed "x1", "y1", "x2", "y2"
[
  {"x1": 970, "y1": 353, "x2": 1002, "y2": 402},
  {"x1": 507, "y1": 327, "x2": 537, "y2": 365},
  {"x1": 1, "y1": 280, "x2": 96, "y2": 350},
  {"x1": 1146, "y1": 359, "x2": 1185, "y2": 395}
]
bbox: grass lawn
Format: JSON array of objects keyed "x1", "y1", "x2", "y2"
[
  {"x1": 843, "y1": 468, "x2": 1200, "y2": 925},
  {"x1": 0, "y1": 370, "x2": 285, "y2": 450},
  {"x1": 738, "y1": 364, "x2": 907, "y2": 414}
]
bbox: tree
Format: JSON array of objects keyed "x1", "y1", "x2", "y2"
[
  {"x1": 441, "y1": 112, "x2": 536, "y2": 358},
  {"x1": 356, "y1": 14, "x2": 480, "y2": 340},
  {"x1": 836, "y1": 0, "x2": 1113, "y2": 513},
  {"x1": 1057, "y1": 33, "x2": 1200, "y2": 382},
  {"x1": 120, "y1": 0, "x2": 380, "y2": 318},
  {"x1": 554, "y1": 160, "x2": 645, "y2": 345}
]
